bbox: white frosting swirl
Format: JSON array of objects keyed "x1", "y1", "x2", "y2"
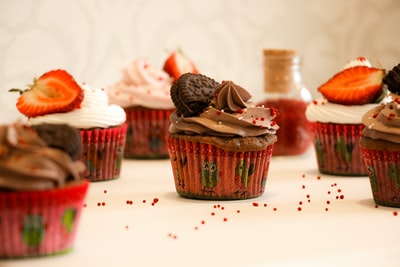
[
  {"x1": 108, "y1": 58, "x2": 174, "y2": 109},
  {"x1": 341, "y1": 57, "x2": 372, "y2": 70},
  {"x1": 306, "y1": 99, "x2": 386, "y2": 124},
  {"x1": 28, "y1": 84, "x2": 126, "y2": 129}
]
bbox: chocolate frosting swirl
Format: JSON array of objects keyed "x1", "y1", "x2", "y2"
[
  {"x1": 212, "y1": 81, "x2": 252, "y2": 112},
  {"x1": 169, "y1": 81, "x2": 279, "y2": 137},
  {"x1": 0, "y1": 123, "x2": 85, "y2": 191},
  {"x1": 362, "y1": 97, "x2": 400, "y2": 143}
]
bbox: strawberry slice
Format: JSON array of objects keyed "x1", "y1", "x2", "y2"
[
  {"x1": 318, "y1": 66, "x2": 385, "y2": 105},
  {"x1": 162, "y1": 49, "x2": 199, "y2": 81},
  {"x1": 9, "y1": 69, "x2": 84, "y2": 117}
]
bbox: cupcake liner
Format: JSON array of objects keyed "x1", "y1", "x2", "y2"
[
  {"x1": 0, "y1": 180, "x2": 89, "y2": 258},
  {"x1": 361, "y1": 147, "x2": 400, "y2": 207},
  {"x1": 309, "y1": 122, "x2": 366, "y2": 176},
  {"x1": 80, "y1": 123, "x2": 127, "y2": 182},
  {"x1": 124, "y1": 108, "x2": 174, "y2": 159},
  {"x1": 166, "y1": 135, "x2": 274, "y2": 200}
]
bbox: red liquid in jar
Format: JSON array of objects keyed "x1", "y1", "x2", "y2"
[{"x1": 258, "y1": 98, "x2": 312, "y2": 156}]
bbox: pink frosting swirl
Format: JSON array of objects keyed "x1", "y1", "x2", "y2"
[{"x1": 108, "y1": 58, "x2": 174, "y2": 109}]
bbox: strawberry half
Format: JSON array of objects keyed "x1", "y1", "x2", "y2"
[
  {"x1": 9, "y1": 69, "x2": 84, "y2": 117},
  {"x1": 162, "y1": 49, "x2": 199, "y2": 81},
  {"x1": 318, "y1": 66, "x2": 385, "y2": 105}
]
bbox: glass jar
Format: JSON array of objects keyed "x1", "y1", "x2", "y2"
[{"x1": 257, "y1": 49, "x2": 312, "y2": 156}]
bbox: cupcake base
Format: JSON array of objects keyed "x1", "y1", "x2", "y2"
[
  {"x1": 166, "y1": 135, "x2": 274, "y2": 200},
  {"x1": 124, "y1": 107, "x2": 174, "y2": 159},
  {"x1": 0, "y1": 180, "x2": 89, "y2": 258},
  {"x1": 361, "y1": 146, "x2": 400, "y2": 207},
  {"x1": 309, "y1": 122, "x2": 367, "y2": 176},
  {"x1": 80, "y1": 123, "x2": 127, "y2": 182}
]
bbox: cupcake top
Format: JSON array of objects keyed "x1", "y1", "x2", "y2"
[
  {"x1": 0, "y1": 123, "x2": 85, "y2": 191},
  {"x1": 362, "y1": 63, "x2": 400, "y2": 143},
  {"x1": 28, "y1": 83, "x2": 126, "y2": 129},
  {"x1": 306, "y1": 57, "x2": 387, "y2": 124},
  {"x1": 169, "y1": 74, "x2": 279, "y2": 137},
  {"x1": 108, "y1": 57, "x2": 174, "y2": 109}
]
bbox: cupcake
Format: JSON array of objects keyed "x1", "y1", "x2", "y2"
[
  {"x1": 167, "y1": 73, "x2": 278, "y2": 200},
  {"x1": 10, "y1": 69, "x2": 127, "y2": 182},
  {"x1": 0, "y1": 122, "x2": 89, "y2": 258},
  {"x1": 108, "y1": 58, "x2": 175, "y2": 158},
  {"x1": 360, "y1": 63, "x2": 400, "y2": 207},
  {"x1": 306, "y1": 57, "x2": 387, "y2": 176}
]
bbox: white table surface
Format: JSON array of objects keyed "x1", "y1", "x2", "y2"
[{"x1": 2, "y1": 148, "x2": 400, "y2": 267}]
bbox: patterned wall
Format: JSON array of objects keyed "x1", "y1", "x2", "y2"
[{"x1": 1, "y1": 0, "x2": 399, "y2": 123}]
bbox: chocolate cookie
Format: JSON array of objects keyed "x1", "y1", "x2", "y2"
[
  {"x1": 383, "y1": 63, "x2": 400, "y2": 95},
  {"x1": 170, "y1": 73, "x2": 220, "y2": 117},
  {"x1": 32, "y1": 123, "x2": 82, "y2": 160}
]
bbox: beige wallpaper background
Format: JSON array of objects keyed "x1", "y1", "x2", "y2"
[{"x1": 1, "y1": 0, "x2": 400, "y2": 123}]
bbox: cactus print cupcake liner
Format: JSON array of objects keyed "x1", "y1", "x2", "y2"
[
  {"x1": 309, "y1": 122, "x2": 366, "y2": 176},
  {"x1": 80, "y1": 123, "x2": 127, "y2": 181},
  {"x1": 167, "y1": 136, "x2": 274, "y2": 200},
  {"x1": 361, "y1": 147, "x2": 400, "y2": 207},
  {"x1": 124, "y1": 108, "x2": 174, "y2": 159},
  {"x1": 0, "y1": 180, "x2": 89, "y2": 258}
]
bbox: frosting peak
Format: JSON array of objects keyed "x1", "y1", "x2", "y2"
[{"x1": 212, "y1": 81, "x2": 252, "y2": 112}]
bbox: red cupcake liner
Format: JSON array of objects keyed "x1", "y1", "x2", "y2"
[
  {"x1": 79, "y1": 123, "x2": 127, "y2": 182},
  {"x1": 166, "y1": 135, "x2": 274, "y2": 200},
  {"x1": 308, "y1": 122, "x2": 366, "y2": 176},
  {"x1": 0, "y1": 180, "x2": 89, "y2": 258},
  {"x1": 124, "y1": 108, "x2": 174, "y2": 159},
  {"x1": 361, "y1": 147, "x2": 400, "y2": 207}
]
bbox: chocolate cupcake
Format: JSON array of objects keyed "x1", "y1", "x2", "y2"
[
  {"x1": 361, "y1": 63, "x2": 400, "y2": 207},
  {"x1": 167, "y1": 75, "x2": 278, "y2": 200},
  {"x1": 0, "y1": 122, "x2": 89, "y2": 258}
]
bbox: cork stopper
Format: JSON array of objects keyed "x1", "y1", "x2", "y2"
[{"x1": 263, "y1": 49, "x2": 300, "y2": 94}]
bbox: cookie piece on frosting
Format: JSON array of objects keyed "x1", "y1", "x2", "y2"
[
  {"x1": 170, "y1": 73, "x2": 220, "y2": 117},
  {"x1": 32, "y1": 123, "x2": 82, "y2": 161},
  {"x1": 383, "y1": 63, "x2": 400, "y2": 95}
]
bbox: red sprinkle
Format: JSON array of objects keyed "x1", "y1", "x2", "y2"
[
  {"x1": 104, "y1": 190, "x2": 107, "y2": 194},
  {"x1": 236, "y1": 210, "x2": 241, "y2": 213},
  {"x1": 252, "y1": 202, "x2": 259, "y2": 207},
  {"x1": 211, "y1": 212, "x2": 215, "y2": 216},
  {"x1": 393, "y1": 211, "x2": 398, "y2": 216},
  {"x1": 297, "y1": 207, "x2": 302, "y2": 211},
  {"x1": 223, "y1": 218, "x2": 228, "y2": 222}
]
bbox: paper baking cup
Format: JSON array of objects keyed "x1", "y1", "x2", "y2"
[
  {"x1": 309, "y1": 122, "x2": 366, "y2": 176},
  {"x1": 361, "y1": 147, "x2": 400, "y2": 207},
  {"x1": 0, "y1": 180, "x2": 89, "y2": 258},
  {"x1": 80, "y1": 123, "x2": 127, "y2": 182},
  {"x1": 124, "y1": 108, "x2": 174, "y2": 159},
  {"x1": 166, "y1": 136, "x2": 274, "y2": 200}
]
